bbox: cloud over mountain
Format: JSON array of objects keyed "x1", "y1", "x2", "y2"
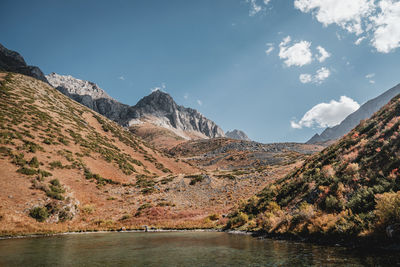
[{"x1": 291, "y1": 96, "x2": 360, "y2": 129}]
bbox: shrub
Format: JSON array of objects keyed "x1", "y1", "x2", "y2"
[
  {"x1": 29, "y1": 206, "x2": 49, "y2": 222},
  {"x1": 17, "y1": 167, "x2": 38, "y2": 175},
  {"x1": 208, "y1": 214, "x2": 220, "y2": 221},
  {"x1": 227, "y1": 212, "x2": 248, "y2": 228},
  {"x1": 28, "y1": 156, "x2": 40, "y2": 168},
  {"x1": 325, "y1": 195, "x2": 342, "y2": 212},
  {"x1": 375, "y1": 191, "x2": 400, "y2": 228},
  {"x1": 57, "y1": 137, "x2": 70, "y2": 145},
  {"x1": 81, "y1": 204, "x2": 95, "y2": 215},
  {"x1": 120, "y1": 214, "x2": 131, "y2": 221},
  {"x1": 49, "y1": 161, "x2": 63, "y2": 169}
]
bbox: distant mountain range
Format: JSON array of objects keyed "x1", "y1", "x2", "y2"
[
  {"x1": 46, "y1": 72, "x2": 226, "y2": 140},
  {"x1": 308, "y1": 83, "x2": 400, "y2": 144}
]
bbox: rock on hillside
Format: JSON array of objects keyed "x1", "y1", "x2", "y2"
[
  {"x1": 307, "y1": 83, "x2": 400, "y2": 144},
  {"x1": 226, "y1": 129, "x2": 251, "y2": 141},
  {"x1": 0, "y1": 43, "x2": 48, "y2": 83}
]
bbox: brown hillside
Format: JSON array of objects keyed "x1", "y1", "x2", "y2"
[{"x1": 0, "y1": 73, "x2": 309, "y2": 236}]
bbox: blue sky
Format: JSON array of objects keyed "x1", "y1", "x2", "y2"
[{"x1": 1, "y1": 0, "x2": 400, "y2": 143}]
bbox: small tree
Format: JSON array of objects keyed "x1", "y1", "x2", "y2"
[{"x1": 29, "y1": 206, "x2": 49, "y2": 222}]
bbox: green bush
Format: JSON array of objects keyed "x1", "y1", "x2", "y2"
[
  {"x1": 29, "y1": 206, "x2": 49, "y2": 222},
  {"x1": 49, "y1": 161, "x2": 63, "y2": 169},
  {"x1": 28, "y1": 156, "x2": 40, "y2": 168},
  {"x1": 17, "y1": 167, "x2": 38, "y2": 175}
]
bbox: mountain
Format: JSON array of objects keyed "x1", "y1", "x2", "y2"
[
  {"x1": 0, "y1": 72, "x2": 209, "y2": 235},
  {"x1": 46, "y1": 73, "x2": 225, "y2": 141},
  {"x1": 307, "y1": 83, "x2": 400, "y2": 144},
  {"x1": 226, "y1": 129, "x2": 251, "y2": 141},
  {"x1": 3, "y1": 72, "x2": 310, "y2": 236},
  {"x1": 0, "y1": 43, "x2": 48, "y2": 83},
  {"x1": 227, "y1": 92, "x2": 400, "y2": 241}
]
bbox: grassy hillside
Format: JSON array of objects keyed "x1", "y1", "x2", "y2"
[
  {"x1": 0, "y1": 73, "x2": 309, "y2": 236},
  {"x1": 0, "y1": 72, "x2": 204, "y2": 235},
  {"x1": 227, "y1": 93, "x2": 400, "y2": 241}
]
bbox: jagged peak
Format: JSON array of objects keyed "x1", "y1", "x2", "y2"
[{"x1": 46, "y1": 72, "x2": 113, "y2": 100}]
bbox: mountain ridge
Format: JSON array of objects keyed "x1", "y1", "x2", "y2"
[
  {"x1": 307, "y1": 83, "x2": 400, "y2": 144},
  {"x1": 46, "y1": 73, "x2": 225, "y2": 140},
  {"x1": 0, "y1": 43, "x2": 48, "y2": 83}
]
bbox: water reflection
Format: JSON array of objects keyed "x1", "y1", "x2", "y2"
[{"x1": 0, "y1": 232, "x2": 399, "y2": 266}]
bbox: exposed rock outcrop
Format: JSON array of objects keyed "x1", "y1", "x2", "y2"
[
  {"x1": 226, "y1": 129, "x2": 251, "y2": 141},
  {"x1": 0, "y1": 43, "x2": 48, "y2": 83},
  {"x1": 46, "y1": 73, "x2": 225, "y2": 139}
]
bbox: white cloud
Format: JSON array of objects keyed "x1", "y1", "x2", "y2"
[
  {"x1": 315, "y1": 67, "x2": 331, "y2": 83},
  {"x1": 299, "y1": 67, "x2": 331, "y2": 84},
  {"x1": 355, "y1": 36, "x2": 366, "y2": 45},
  {"x1": 291, "y1": 96, "x2": 360, "y2": 129},
  {"x1": 118, "y1": 76, "x2": 125, "y2": 80},
  {"x1": 366, "y1": 73, "x2": 376, "y2": 84},
  {"x1": 150, "y1": 83, "x2": 166, "y2": 93},
  {"x1": 265, "y1": 43, "x2": 275, "y2": 54},
  {"x1": 279, "y1": 36, "x2": 313, "y2": 67},
  {"x1": 365, "y1": 73, "x2": 375, "y2": 79},
  {"x1": 295, "y1": 0, "x2": 400, "y2": 53},
  {"x1": 299, "y1": 74, "x2": 312, "y2": 83},
  {"x1": 294, "y1": 0, "x2": 375, "y2": 35},
  {"x1": 316, "y1": 46, "x2": 331, "y2": 62},
  {"x1": 371, "y1": 0, "x2": 400, "y2": 53},
  {"x1": 247, "y1": 0, "x2": 262, "y2": 16},
  {"x1": 197, "y1": 100, "x2": 203, "y2": 106},
  {"x1": 246, "y1": 0, "x2": 272, "y2": 16}
]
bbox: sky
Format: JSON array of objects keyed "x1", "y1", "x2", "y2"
[{"x1": 1, "y1": 0, "x2": 400, "y2": 143}]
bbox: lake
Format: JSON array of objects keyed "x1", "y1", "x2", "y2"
[{"x1": 0, "y1": 231, "x2": 399, "y2": 266}]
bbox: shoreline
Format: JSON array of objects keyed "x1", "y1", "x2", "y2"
[
  {"x1": 2, "y1": 228, "x2": 399, "y2": 252},
  {"x1": 0, "y1": 228, "x2": 221, "y2": 240}
]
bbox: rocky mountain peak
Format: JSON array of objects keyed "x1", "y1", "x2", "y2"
[
  {"x1": 46, "y1": 72, "x2": 113, "y2": 100},
  {"x1": 226, "y1": 129, "x2": 251, "y2": 141},
  {"x1": 134, "y1": 90, "x2": 178, "y2": 114}
]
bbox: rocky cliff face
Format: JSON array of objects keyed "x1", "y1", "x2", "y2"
[
  {"x1": 307, "y1": 83, "x2": 400, "y2": 144},
  {"x1": 226, "y1": 129, "x2": 251, "y2": 141},
  {"x1": 46, "y1": 73, "x2": 225, "y2": 139},
  {"x1": 0, "y1": 43, "x2": 48, "y2": 83},
  {"x1": 128, "y1": 90, "x2": 225, "y2": 138},
  {"x1": 46, "y1": 73, "x2": 128, "y2": 122}
]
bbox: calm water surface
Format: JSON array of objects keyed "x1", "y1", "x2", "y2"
[{"x1": 0, "y1": 231, "x2": 399, "y2": 266}]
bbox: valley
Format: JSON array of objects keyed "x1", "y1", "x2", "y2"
[{"x1": 0, "y1": 41, "x2": 399, "y2": 248}]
